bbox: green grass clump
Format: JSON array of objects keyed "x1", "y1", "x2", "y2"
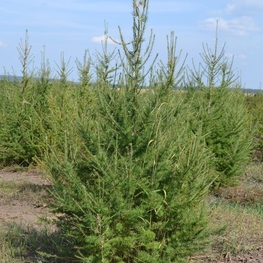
[{"x1": 0, "y1": 223, "x2": 78, "y2": 263}]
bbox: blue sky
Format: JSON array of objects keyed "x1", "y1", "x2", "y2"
[{"x1": 0, "y1": 0, "x2": 262, "y2": 89}]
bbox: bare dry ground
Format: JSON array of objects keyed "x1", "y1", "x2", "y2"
[
  {"x1": 190, "y1": 164, "x2": 263, "y2": 263},
  {"x1": 0, "y1": 167, "x2": 76, "y2": 263},
  {"x1": 0, "y1": 167, "x2": 52, "y2": 228},
  {"x1": 0, "y1": 165, "x2": 263, "y2": 262}
]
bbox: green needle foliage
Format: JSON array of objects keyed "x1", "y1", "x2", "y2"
[
  {"x1": 17, "y1": 29, "x2": 34, "y2": 94},
  {"x1": 245, "y1": 93, "x2": 263, "y2": 161},
  {"x1": 186, "y1": 29, "x2": 253, "y2": 188},
  {"x1": 156, "y1": 31, "x2": 187, "y2": 93},
  {"x1": 0, "y1": 1, "x2": 256, "y2": 262},
  {"x1": 94, "y1": 23, "x2": 119, "y2": 87},
  {"x1": 76, "y1": 49, "x2": 92, "y2": 90},
  {"x1": 0, "y1": 79, "x2": 44, "y2": 166},
  {"x1": 0, "y1": 36, "x2": 48, "y2": 167},
  {"x1": 41, "y1": 1, "x2": 215, "y2": 262},
  {"x1": 43, "y1": 87, "x2": 214, "y2": 262}
]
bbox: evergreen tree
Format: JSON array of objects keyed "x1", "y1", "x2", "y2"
[
  {"x1": 186, "y1": 28, "x2": 252, "y2": 187},
  {"x1": 41, "y1": 1, "x2": 216, "y2": 261}
]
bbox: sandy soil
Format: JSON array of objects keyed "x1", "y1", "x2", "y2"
[{"x1": 0, "y1": 168, "x2": 53, "y2": 228}]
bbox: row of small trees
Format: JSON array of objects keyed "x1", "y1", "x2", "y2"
[{"x1": 0, "y1": 0, "x2": 253, "y2": 261}]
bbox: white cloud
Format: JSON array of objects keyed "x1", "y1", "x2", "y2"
[
  {"x1": 36, "y1": 1, "x2": 130, "y2": 13},
  {"x1": 210, "y1": 4, "x2": 235, "y2": 16},
  {"x1": 226, "y1": 4, "x2": 235, "y2": 14},
  {"x1": 91, "y1": 35, "x2": 118, "y2": 44},
  {"x1": 0, "y1": 41, "x2": 7, "y2": 47},
  {"x1": 149, "y1": 1, "x2": 201, "y2": 13},
  {"x1": 208, "y1": 0, "x2": 263, "y2": 18},
  {"x1": 226, "y1": 53, "x2": 246, "y2": 59},
  {"x1": 232, "y1": 0, "x2": 263, "y2": 7},
  {"x1": 199, "y1": 16, "x2": 257, "y2": 36},
  {"x1": 229, "y1": 0, "x2": 263, "y2": 16},
  {"x1": 225, "y1": 53, "x2": 234, "y2": 58},
  {"x1": 34, "y1": 0, "x2": 202, "y2": 14},
  {"x1": 238, "y1": 53, "x2": 246, "y2": 59},
  {"x1": 207, "y1": 4, "x2": 235, "y2": 17}
]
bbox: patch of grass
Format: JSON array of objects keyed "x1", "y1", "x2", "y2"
[
  {"x1": 0, "y1": 181, "x2": 18, "y2": 197},
  {"x1": 0, "y1": 180, "x2": 51, "y2": 205},
  {"x1": 0, "y1": 176, "x2": 77, "y2": 262},
  {"x1": 1, "y1": 165, "x2": 29, "y2": 173},
  {"x1": 212, "y1": 163, "x2": 263, "y2": 254},
  {"x1": 189, "y1": 163, "x2": 263, "y2": 262},
  {"x1": 213, "y1": 163, "x2": 263, "y2": 207},
  {"x1": 189, "y1": 199, "x2": 263, "y2": 262},
  {"x1": 209, "y1": 200, "x2": 263, "y2": 254},
  {"x1": 244, "y1": 163, "x2": 263, "y2": 185},
  {"x1": 0, "y1": 223, "x2": 79, "y2": 263}
]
